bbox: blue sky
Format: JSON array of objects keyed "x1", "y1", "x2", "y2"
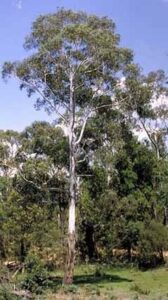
[{"x1": 0, "y1": 0, "x2": 168, "y2": 131}]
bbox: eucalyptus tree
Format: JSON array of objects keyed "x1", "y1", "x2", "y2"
[
  {"x1": 0, "y1": 122, "x2": 69, "y2": 262},
  {"x1": 116, "y1": 66, "x2": 168, "y2": 228},
  {"x1": 0, "y1": 130, "x2": 21, "y2": 177},
  {"x1": 2, "y1": 9, "x2": 133, "y2": 283},
  {"x1": 131, "y1": 70, "x2": 168, "y2": 223},
  {"x1": 133, "y1": 70, "x2": 168, "y2": 159}
]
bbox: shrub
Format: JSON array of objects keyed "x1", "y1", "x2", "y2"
[
  {"x1": 137, "y1": 221, "x2": 168, "y2": 269},
  {"x1": 94, "y1": 265, "x2": 105, "y2": 277},
  {"x1": 62, "y1": 284, "x2": 78, "y2": 294},
  {"x1": 0, "y1": 287, "x2": 19, "y2": 300},
  {"x1": 130, "y1": 284, "x2": 150, "y2": 295},
  {"x1": 21, "y1": 253, "x2": 50, "y2": 294}
]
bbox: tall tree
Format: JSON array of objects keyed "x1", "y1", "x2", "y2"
[{"x1": 2, "y1": 9, "x2": 133, "y2": 283}]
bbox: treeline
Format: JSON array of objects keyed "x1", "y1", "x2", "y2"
[{"x1": 0, "y1": 112, "x2": 168, "y2": 269}]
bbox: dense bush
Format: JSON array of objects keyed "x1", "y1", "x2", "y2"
[
  {"x1": 137, "y1": 221, "x2": 168, "y2": 269},
  {"x1": 21, "y1": 253, "x2": 50, "y2": 294}
]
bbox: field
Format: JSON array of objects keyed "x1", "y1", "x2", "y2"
[
  {"x1": 1, "y1": 263, "x2": 168, "y2": 299},
  {"x1": 39, "y1": 264, "x2": 168, "y2": 300}
]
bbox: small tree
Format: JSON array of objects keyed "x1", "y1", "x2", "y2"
[{"x1": 2, "y1": 9, "x2": 133, "y2": 283}]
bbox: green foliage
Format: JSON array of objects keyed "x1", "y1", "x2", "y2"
[
  {"x1": 21, "y1": 121, "x2": 69, "y2": 166},
  {"x1": 21, "y1": 253, "x2": 50, "y2": 294},
  {"x1": 130, "y1": 284, "x2": 150, "y2": 295},
  {"x1": 137, "y1": 221, "x2": 168, "y2": 269},
  {"x1": 0, "y1": 287, "x2": 19, "y2": 300},
  {"x1": 0, "y1": 118, "x2": 168, "y2": 269},
  {"x1": 94, "y1": 266, "x2": 105, "y2": 278},
  {"x1": 62, "y1": 284, "x2": 78, "y2": 294}
]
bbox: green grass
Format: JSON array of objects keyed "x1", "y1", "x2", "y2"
[
  {"x1": 3, "y1": 263, "x2": 168, "y2": 299},
  {"x1": 42, "y1": 264, "x2": 168, "y2": 300}
]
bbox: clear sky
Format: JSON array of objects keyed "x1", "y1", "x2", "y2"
[{"x1": 0, "y1": 0, "x2": 168, "y2": 131}]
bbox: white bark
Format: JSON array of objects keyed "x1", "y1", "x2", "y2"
[
  {"x1": 68, "y1": 70, "x2": 76, "y2": 235},
  {"x1": 75, "y1": 115, "x2": 89, "y2": 145},
  {"x1": 68, "y1": 202, "x2": 75, "y2": 234},
  {"x1": 63, "y1": 70, "x2": 76, "y2": 284}
]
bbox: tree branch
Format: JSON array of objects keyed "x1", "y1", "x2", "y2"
[
  {"x1": 0, "y1": 161, "x2": 66, "y2": 192},
  {"x1": 74, "y1": 57, "x2": 93, "y2": 75},
  {"x1": 22, "y1": 79, "x2": 68, "y2": 123},
  {"x1": 44, "y1": 74, "x2": 71, "y2": 112},
  {"x1": 11, "y1": 65, "x2": 68, "y2": 124},
  {"x1": 75, "y1": 114, "x2": 90, "y2": 145},
  {"x1": 139, "y1": 118, "x2": 160, "y2": 158}
]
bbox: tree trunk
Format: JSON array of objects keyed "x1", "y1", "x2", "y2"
[
  {"x1": 127, "y1": 245, "x2": 132, "y2": 262},
  {"x1": 163, "y1": 206, "x2": 168, "y2": 226},
  {"x1": 63, "y1": 72, "x2": 76, "y2": 284},
  {"x1": 0, "y1": 236, "x2": 6, "y2": 259},
  {"x1": 20, "y1": 238, "x2": 26, "y2": 262},
  {"x1": 63, "y1": 145, "x2": 76, "y2": 284},
  {"x1": 85, "y1": 223, "x2": 96, "y2": 260}
]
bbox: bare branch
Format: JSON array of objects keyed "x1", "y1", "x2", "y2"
[
  {"x1": 139, "y1": 118, "x2": 160, "y2": 158},
  {"x1": 0, "y1": 161, "x2": 65, "y2": 192},
  {"x1": 77, "y1": 174, "x2": 94, "y2": 177},
  {"x1": 77, "y1": 156, "x2": 87, "y2": 164},
  {"x1": 0, "y1": 161, "x2": 42, "y2": 190},
  {"x1": 74, "y1": 57, "x2": 93, "y2": 75},
  {"x1": 83, "y1": 67, "x2": 101, "y2": 75},
  {"x1": 74, "y1": 83, "x2": 85, "y2": 91},
  {"x1": 75, "y1": 86, "x2": 113, "y2": 146},
  {"x1": 94, "y1": 104, "x2": 113, "y2": 111},
  {"x1": 75, "y1": 114, "x2": 90, "y2": 145}
]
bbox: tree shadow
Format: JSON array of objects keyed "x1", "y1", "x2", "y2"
[
  {"x1": 49, "y1": 273, "x2": 132, "y2": 287},
  {"x1": 74, "y1": 274, "x2": 133, "y2": 285}
]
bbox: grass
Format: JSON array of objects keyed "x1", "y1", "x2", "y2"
[
  {"x1": 40, "y1": 264, "x2": 168, "y2": 300},
  {"x1": 2, "y1": 263, "x2": 168, "y2": 299}
]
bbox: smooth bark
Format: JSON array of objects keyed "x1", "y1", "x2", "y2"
[{"x1": 63, "y1": 72, "x2": 76, "y2": 284}]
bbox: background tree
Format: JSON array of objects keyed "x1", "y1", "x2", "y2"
[{"x1": 0, "y1": 122, "x2": 69, "y2": 263}]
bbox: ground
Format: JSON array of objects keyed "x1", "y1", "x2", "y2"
[{"x1": 40, "y1": 264, "x2": 168, "y2": 300}]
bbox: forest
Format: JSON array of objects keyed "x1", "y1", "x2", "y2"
[{"x1": 0, "y1": 8, "x2": 168, "y2": 300}]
